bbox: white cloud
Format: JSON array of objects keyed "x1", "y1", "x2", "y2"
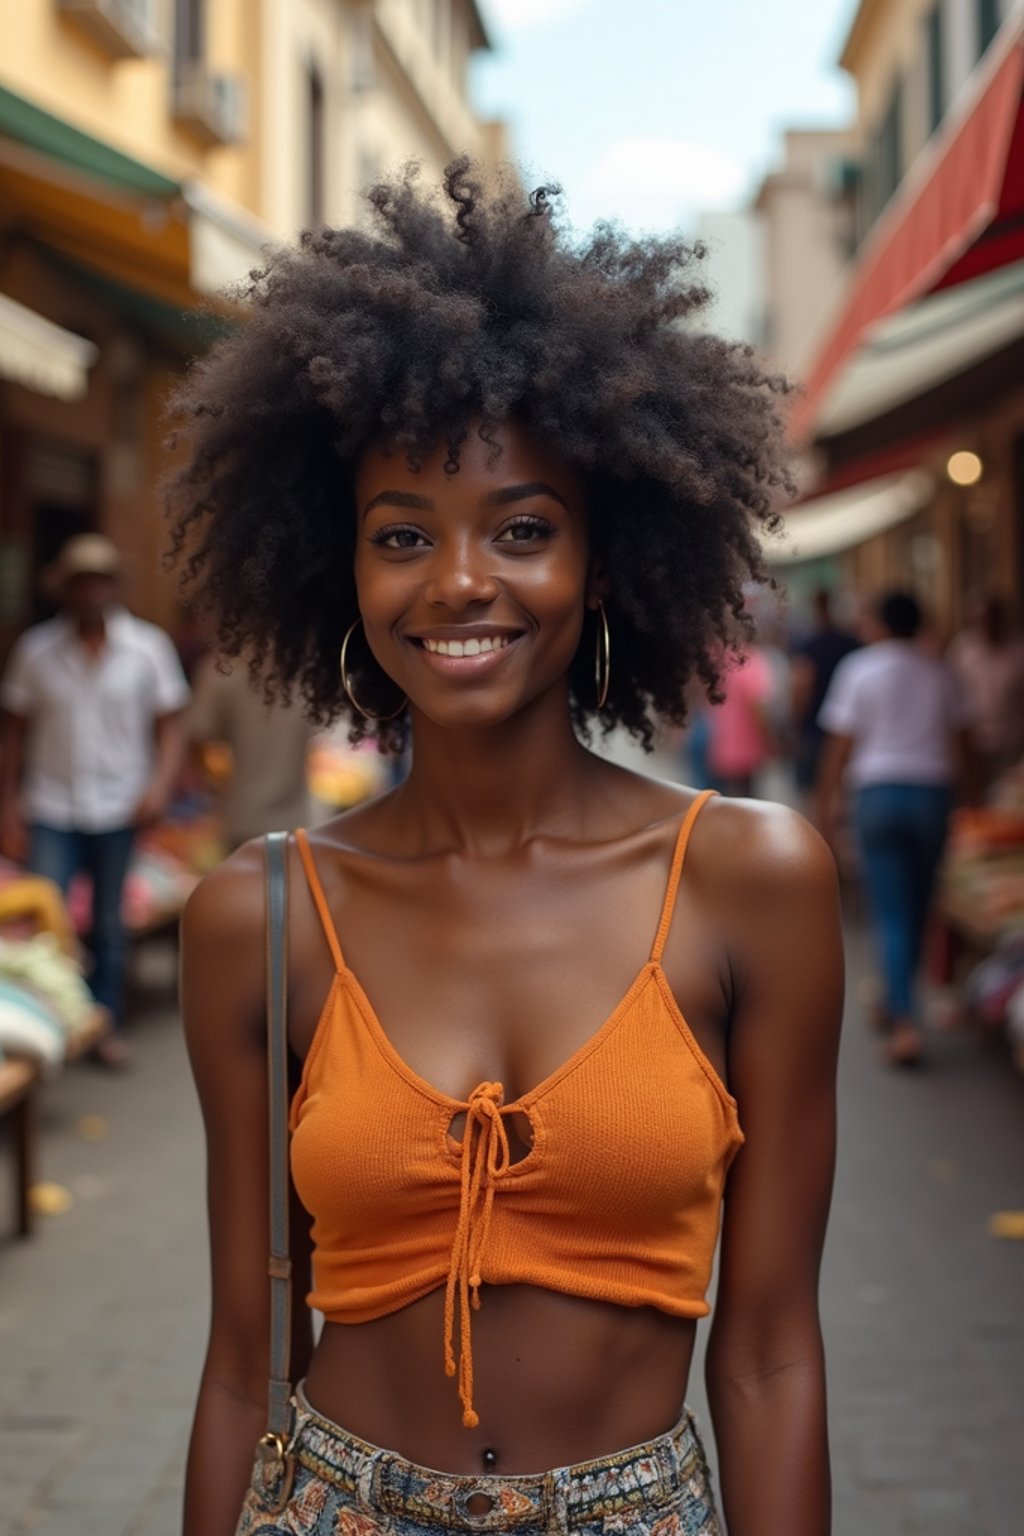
[
  {"x1": 483, "y1": 0, "x2": 593, "y2": 32},
  {"x1": 569, "y1": 137, "x2": 749, "y2": 235}
]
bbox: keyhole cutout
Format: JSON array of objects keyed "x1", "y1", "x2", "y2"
[
  {"x1": 446, "y1": 1108, "x2": 534, "y2": 1166},
  {"x1": 465, "y1": 1492, "x2": 495, "y2": 1516}
]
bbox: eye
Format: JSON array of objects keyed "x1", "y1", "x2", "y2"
[
  {"x1": 496, "y1": 515, "x2": 554, "y2": 544},
  {"x1": 369, "y1": 524, "x2": 430, "y2": 551}
]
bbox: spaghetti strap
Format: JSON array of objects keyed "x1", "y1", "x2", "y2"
[
  {"x1": 649, "y1": 790, "x2": 717, "y2": 964},
  {"x1": 294, "y1": 829, "x2": 345, "y2": 972}
]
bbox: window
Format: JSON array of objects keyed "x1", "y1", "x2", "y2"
[
  {"x1": 307, "y1": 64, "x2": 325, "y2": 226},
  {"x1": 875, "y1": 76, "x2": 904, "y2": 216},
  {"x1": 977, "y1": 0, "x2": 1001, "y2": 59},
  {"x1": 174, "y1": 0, "x2": 204, "y2": 72},
  {"x1": 926, "y1": 3, "x2": 945, "y2": 136}
]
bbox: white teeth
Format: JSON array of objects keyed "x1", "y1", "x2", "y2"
[{"x1": 422, "y1": 635, "x2": 511, "y2": 657}]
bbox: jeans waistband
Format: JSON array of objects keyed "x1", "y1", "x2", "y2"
[{"x1": 290, "y1": 1384, "x2": 708, "y2": 1531}]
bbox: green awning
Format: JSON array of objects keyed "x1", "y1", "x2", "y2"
[
  {"x1": 40, "y1": 246, "x2": 233, "y2": 355},
  {"x1": 0, "y1": 83, "x2": 179, "y2": 200}
]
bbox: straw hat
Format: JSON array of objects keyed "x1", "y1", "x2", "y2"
[{"x1": 42, "y1": 534, "x2": 122, "y2": 595}]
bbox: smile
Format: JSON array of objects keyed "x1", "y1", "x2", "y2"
[
  {"x1": 422, "y1": 635, "x2": 511, "y2": 657},
  {"x1": 409, "y1": 630, "x2": 524, "y2": 677}
]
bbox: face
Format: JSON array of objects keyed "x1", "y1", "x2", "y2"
[
  {"x1": 62, "y1": 572, "x2": 117, "y2": 623},
  {"x1": 353, "y1": 421, "x2": 596, "y2": 732}
]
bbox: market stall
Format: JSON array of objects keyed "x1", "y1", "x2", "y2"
[{"x1": 936, "y1": 762, "x2": 1024, "y2": 1071}]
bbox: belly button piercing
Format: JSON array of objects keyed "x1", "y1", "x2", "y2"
[{"x1": 482, "y1": 1447, "x2": 498, "y2": 1470}]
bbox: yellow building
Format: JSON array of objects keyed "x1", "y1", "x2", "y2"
[
  {"x1": 776, "y1": 0, "x2": 1024, "y2": 635},
  {"x1": 0, "y1": 0, "x2": 502, "y2": 645}
]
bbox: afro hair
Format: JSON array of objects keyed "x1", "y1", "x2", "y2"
[{"x1": 165, "y1": 158, "x2": 790, "y2": 751}]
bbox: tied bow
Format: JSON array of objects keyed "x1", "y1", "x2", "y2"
[{"x1": 443, "y1": 1081, "x2": 512, "y2": 1428}]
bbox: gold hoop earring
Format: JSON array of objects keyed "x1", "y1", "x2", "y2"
[
  {"x1": 594, "y1": 600, "x2": 611, "y2": 710},
  {"x1": 339, "y1": 618, "x2": 408, "y2": 722}
]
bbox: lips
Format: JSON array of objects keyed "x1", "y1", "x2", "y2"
[{"x1": 407, "y1": 627, "x2": 525, "y2": 676}]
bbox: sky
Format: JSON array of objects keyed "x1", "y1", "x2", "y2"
[{"x1": 472, "y1": 0, "x2": 859, "y2": 236}]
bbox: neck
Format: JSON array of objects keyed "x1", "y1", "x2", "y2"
[
  {"x1": 72, "y1": 611, "x2": 107, "y2": 641},
  {"x1": 394, "y1": 688, "x2": 603, "y2": 854}
]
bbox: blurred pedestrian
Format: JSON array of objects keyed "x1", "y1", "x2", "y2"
[
  {"x1": 790, "y1": 588, "x2": 859, "y2": 798},
  {"x1": 0, "y1": 534, "x2": 189, "y2": 1065},
  {"x1": 707, "y1": 644, "x2": 775, "y2": 797},
  {"x1": 947, "y1": 593, "x2": 1024, "y2": 789},
  {"x1": 186, "y1": 652, "x2": 318, "y2": 848},
  {"x1": 816, "y1": 590, "x2": 970, "y2": 1066}
]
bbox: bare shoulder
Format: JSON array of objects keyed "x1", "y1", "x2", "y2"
[
  {"x1": 180, "y1": 842, "x2": 271, "y2": 1055},
  {"x1": 181, "y1": 837, "x2": 267, "y2": 956},
  {"x1": 696, "y1": 794, "x2": 837, "y2": 897}
]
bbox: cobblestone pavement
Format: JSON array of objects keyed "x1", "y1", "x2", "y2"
[{"x1": 1, "y1": 919, "x2": 1022, "y2": 1536}]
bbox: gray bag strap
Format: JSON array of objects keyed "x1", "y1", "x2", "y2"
[{"x1": 263, "y1": 831, "x2": 293, "y2": 1445}]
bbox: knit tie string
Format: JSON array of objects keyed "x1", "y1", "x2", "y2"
[{"x1": 442, "y1": 1081, "x2": 511, "y2": 1429}]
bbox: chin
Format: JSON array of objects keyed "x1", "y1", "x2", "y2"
[{"x1": 407, "y1": 688, "x2": 534, "y2": 733}]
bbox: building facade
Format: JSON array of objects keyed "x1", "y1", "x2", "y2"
[
  {"x1": 753, "y1": 128, "x2": 856, "y2": 385},
  {"x1": 0, "y1": 0, "x2": 502, "y2": 646},
  {"x1": 772, "y1": 0, "x2": 1024, "y2": 637}
]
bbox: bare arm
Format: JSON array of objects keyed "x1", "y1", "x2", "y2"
[
  {"x1": 181, "y1": 846, "x2": 313, "y2": 1536},
  {"x1": 136, "y1": 711, "x2": 187, "y2": 824},
  {"x1": 706, "y1": 807, "x2": 843, "y2": 1536},
  {"x1": 813, "y1": 731, "x2": 852, "y2": 849}
]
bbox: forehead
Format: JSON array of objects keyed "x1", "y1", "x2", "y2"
[{"x1": 355, "y1": 421, "x2": 585, "y2": 508}]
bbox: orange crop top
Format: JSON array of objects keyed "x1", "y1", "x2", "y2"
[{"x1": 289, "y1": 790, "x2": 744, "y2": 1428}]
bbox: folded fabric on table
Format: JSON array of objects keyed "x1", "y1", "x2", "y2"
[
  {"x1": 0, "y1": 978, "x2": 65, "y2": 1070},
  {"x1": 0, "y1": 933, "x2": 97, "y2": 1043}
]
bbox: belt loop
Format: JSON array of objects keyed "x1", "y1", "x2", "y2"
[
  {"x1": 545, "y1": 1467, "x2": 569, "y2": 1536},
  {"x1": 364, "y1": 1448, "x2": 389, "y2": 1511}
]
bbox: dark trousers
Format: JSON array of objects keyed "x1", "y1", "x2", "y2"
[
  {"x1": 853, "y1": 784, "x2": 951, "y2": 1020},
  {"x1": 28, "y1": 823, "x2": 136, "y2": 1028}
]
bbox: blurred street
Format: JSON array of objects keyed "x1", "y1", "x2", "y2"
[{"x1": 1, "y1": 917, "x2": 1022, "y2": 1536}]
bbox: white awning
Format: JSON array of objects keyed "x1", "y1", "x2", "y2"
[
  {"x1": 182, "y1": 180, "x2": 275, "y2": 295},
  {"x1": 817, "y1": 259, "x2": 1024, "y2": 437},
  {"x1": 0, "y1": 292, "x2": 99, "y2": 400},
  {"x1": 767, "y1": 470, "x2": 933, "y2": 565}
]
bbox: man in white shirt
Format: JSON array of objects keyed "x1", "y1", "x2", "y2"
[{"x1": 0, "y1": 535, "x2": 190, "y2": 1064}]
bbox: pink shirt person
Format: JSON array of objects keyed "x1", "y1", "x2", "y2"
[{"x1": 708, "y1": 648, "x2": 774, "y2": 785}]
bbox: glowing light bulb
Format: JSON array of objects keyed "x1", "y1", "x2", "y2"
[{"x1": 946, "y1": 451, "x2": 983, "y2": 487}]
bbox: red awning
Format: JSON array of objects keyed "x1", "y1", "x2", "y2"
[{"x1": 791, "y1": 27, "x2": 1024, "y2": 443}]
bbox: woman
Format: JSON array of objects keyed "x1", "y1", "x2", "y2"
[
  {"x1": 816, "y1": 590, "x2": 968, "y2": 1065},
  {"x1": 171, "y1": 164, "x2": 842, "y2": 1536}
]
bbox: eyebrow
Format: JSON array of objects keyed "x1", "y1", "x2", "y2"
[
  {"x1": 483, "y1": 482, "x2": 569, "y2": 510},
  {"x1": 362, "y1": 481, "x2": 569, "y2": 518}
]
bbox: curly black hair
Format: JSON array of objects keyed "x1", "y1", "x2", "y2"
[{"x1": 165, "y1": 158, "x2": 790, "y2": 751}]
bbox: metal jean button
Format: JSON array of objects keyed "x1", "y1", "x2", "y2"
[{"x1": 456, "y1": 1488, "x2": 496, "y2": 1519}]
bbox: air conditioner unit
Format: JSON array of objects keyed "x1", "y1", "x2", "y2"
[
  {"x1": 58, "y1": 0, "x2": 159, "y2": 60},
  {"x1": 172, "y1": 63, "x2": 248, "y2": 147}
]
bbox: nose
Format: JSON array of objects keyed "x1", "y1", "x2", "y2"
[{"x1": 424, "y1": 536, "x2": 500, "y2": 612}]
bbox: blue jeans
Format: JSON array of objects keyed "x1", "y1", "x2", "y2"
[
  {"x1": 28, "y1": 823, "x2": 136, "y2": 1028},
  {"x1": 853, "y1": 784, "x2": 951, "y2": 1021}
]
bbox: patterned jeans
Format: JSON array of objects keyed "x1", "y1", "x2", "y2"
[{"x1": 237, "y1": 1388, "x2": 721, "y2": 1536}]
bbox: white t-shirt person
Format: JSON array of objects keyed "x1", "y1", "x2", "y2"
[
  {"x1": 1, "y1": 606, "x2": 191, "y2": 832},
  {"x1": 817, "y1": 639, "x2": 967, "y2": 789}
]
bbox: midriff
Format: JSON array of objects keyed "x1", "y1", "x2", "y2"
[{"x1": 303, "y1": 1286, "x2": 698, "y2": 1474}]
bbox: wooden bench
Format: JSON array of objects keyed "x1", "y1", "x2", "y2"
[{"x1": 0, "y1": 1058, "x2": 38, "y2": 1237}]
